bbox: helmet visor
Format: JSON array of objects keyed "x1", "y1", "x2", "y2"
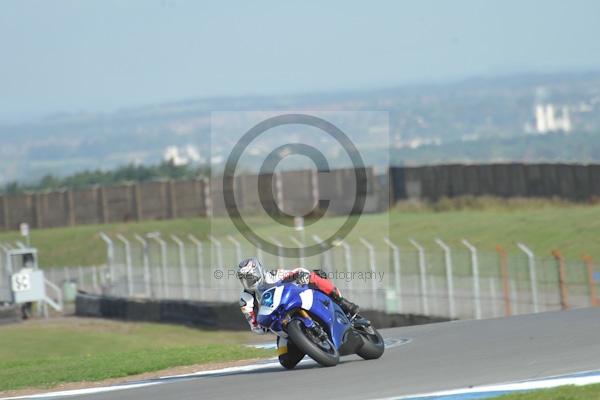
[
  {"x1": 237, "y1": 271, "x2": 261, "y2": 290},
  {"x1": 237, "y1": 259, "x2": 264, "y2": 290}
]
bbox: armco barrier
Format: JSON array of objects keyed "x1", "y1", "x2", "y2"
[
  {"x1": 76, "y1": 293, "x2": 248, "y2": 330},
  {"x1": 75, "y1": 293, "x2": 449, "y2": 330}
]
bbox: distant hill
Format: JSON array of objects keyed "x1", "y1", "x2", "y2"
[{"x1": 1, "y1": 71, "x2": 599, "y2": 184}]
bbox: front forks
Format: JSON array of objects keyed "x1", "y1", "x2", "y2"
[{"x1": 284, "y1": 309, "x2": 315, "y2": 330}]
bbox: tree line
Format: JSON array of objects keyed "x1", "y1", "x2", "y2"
[{"x1": 1, "y1": 161, "x2": 211, "y2": 195}]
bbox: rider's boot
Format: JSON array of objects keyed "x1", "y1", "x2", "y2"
[{"x1": 331, "y1": 291, "x2": 359, "y2": 316}]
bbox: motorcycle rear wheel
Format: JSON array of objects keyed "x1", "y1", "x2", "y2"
[{"x1": 287, "y1": 319, "x2": 339, "y2": 367}]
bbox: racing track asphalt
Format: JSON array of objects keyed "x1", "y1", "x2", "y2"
[{"x1": 64, "y1": 307, "x2": 600, "y2": 400}]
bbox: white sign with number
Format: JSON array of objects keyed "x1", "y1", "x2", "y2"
[
  {"x1": 20, "y1": 223, "x2": 29, "y2": 237},
  {"x1": 11, "y1": 271, "x2": 31, "y2": 292},
  {"x1": 11, "y1": 269, "x2": 45, "y2": 303}
]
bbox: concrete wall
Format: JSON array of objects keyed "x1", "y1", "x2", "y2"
[
  {"x1": 390, "y1": 163, "x2": 600, "y2": 202},
  {"x1": 72, "y1": 187, "x2": 100, "y2": 225},
  {"x1": 173, "y1": 179, "x2": 207, "y2": 218},
  {"x1": 0, "y1": 178, "x2": 211, "y2": 231},
  {"x1": 208, "y1": 166, "x2": 382, "y2": 217},
  {"x1": 0, "y1": 167, "x2": 383, "y2": 231},
  {"x1": 3, "y1": 163, "x2": 595, "y2": 231},
  {"x1": 280, "y1": 169, "x2": 315, "y2": 216}
]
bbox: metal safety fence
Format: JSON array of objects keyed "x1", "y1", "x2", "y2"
[{"x1": 32, "y1": 233, "x2": 600, "y2": 320}]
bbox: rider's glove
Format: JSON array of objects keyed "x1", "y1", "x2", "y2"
[
  {"x1": 296, "y1": 271, "x2": 310, "y2": 285},
  {"x1": 281, "y1": 269, "x2": 310, "y2": 284}
]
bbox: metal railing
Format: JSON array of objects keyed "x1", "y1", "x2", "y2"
[{"x1": 15, "y1": 233, "x2": 600, "y2": 320}]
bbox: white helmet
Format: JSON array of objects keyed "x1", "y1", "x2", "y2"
[{"x1": 237, "y1": 257, "x2": 265, "y2": 291}]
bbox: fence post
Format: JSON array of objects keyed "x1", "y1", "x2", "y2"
[
  {"x1": 384, "y1": 237, "x2": 402, "y2": 314},
  {"x1": 149, "y1": 234, "x2": 169, "y2": 298},
  {"x1": 203, "y1": 177, "x2": 213, "y2": 217},
  {"x1": 134, "y1": 234, "x2": 152, "y2": 298},
  {"x1": 359, "y1": 237, "x2": 379, "y2": 311},
  {"x1": 495, "y1": 245, "x2": 512, "y2": 317},
  {"x1": 312, "y1": 235, "x2": 332, "y2": 272},
  {"x1": 33, "y1": 193, "x2": 43, "y2": 229},
  {"x1": 65, "y1": 190, "x2": 75, "y2": 226},
  {"x1": 132, "y1": 183, "x2": 143, "y2": 221},
  {"x1": 77, "y1": 266, "x2": 84, "y2": 290},
  {"x1": 311, "y1": 169, "x2": 320, "y2": 211},
  {"x1": 435, "y1": 239, "x2": 456, "y2": 319},
  {"x1": 188, "y1": 234, "x2": 205, "y2": 299},
  {"x1": 227, "y1": 236, "x2": 243, "y2": 264},
  {"x1": 208, "y1": 235, "x2": 224, "y2": 268},
  {"x1": 171, "y1": 235, "x2": 189, "y2": 300},
  {"x1": 99, "y1": 266, "x2": 107, "y2": 287},
  {"x1": 517, "y1": 243, "x2": 540, "y2": 313},
  {"x1": 98, "y1": 186, "x2": 109, "y2": 224},
  {"x1": 167, "y1": 180, "x2": 178, "y2": 219},
  {"x1": 269, "y1": 236, "x2": 285, "y2": 267},
  {"x1": 510, "y1": 279, "x2": 519, "y2": 315},
  {"x1": 92, "y1": 266, "x2": 99, "y2": 294},
  {"x1": 289, "y1": 236, "x2": 306, "y2": 268},
  {"x1": 409, "y1": 239, "x2": 429, "y2": 315},
  {"x1": 208, "y1": 235, "x2": 224, "y2": 301},
  {"x1": 99, "y1": 232, "x2": 115, "y2": 286},
  {"x1": 489, "y1": 277, "x2": 498, "y2": 317},
  {"x1": 583, "y1": 255, "x2": 598, "y2": 307},
  {"x1": 462, "y1": 239, "x2": 482, "y2": 319},
  {"x1": 552, "y1": 250, "x2": 569, "y2": 310},
  {"x1": 0, "y1": 243, "x2": 10, "y2": 275},
  {"x1": 339, "y1": 241, "x2": 353, "y2": 291},
  {"x1": 0, "y1": 196, "x2": 9, "y2": 231},
  {"x1": 116, "y1": 234, "x2": 134, "y2": 297},
  {"x1": 275, "y1": 172, "x2": 284, "y2": 212}
]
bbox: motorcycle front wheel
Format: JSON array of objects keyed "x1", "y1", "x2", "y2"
[
  {"x1": 287, "y1": 319, "x2": 339, "y2": 367},
  {"x1": 356, "y1": 326, "x2": 385, "y2": 360}
]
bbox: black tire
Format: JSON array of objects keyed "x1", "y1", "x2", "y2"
[
  {"x1": 277, "y1": 337, "x2": 305, "y2": 370},
  {"x1": 356, "y1": 328, "x2": 385, "y2": 360},
  {"x1": 287, "y1": 319, "x2": 339, "y2": 367}
]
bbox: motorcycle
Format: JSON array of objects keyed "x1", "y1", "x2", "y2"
[{"x1": 256, "y1": 281, "x2": 385, "y2": 367}]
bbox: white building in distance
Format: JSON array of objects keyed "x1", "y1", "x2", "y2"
[{"x1": 532, "y1": 103, "x2": 572, "y2": 134}]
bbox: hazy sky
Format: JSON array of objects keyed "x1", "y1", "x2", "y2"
[{"x1": 1, "y1": 0, "x2": 600, "y2": 122}]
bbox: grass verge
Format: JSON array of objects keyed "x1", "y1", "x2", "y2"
[
  {"x1": 0, "y1": 199, "x2": 599, "y2": 266},
  {"x1": 497, "y1": 383, "x2": 600, "y2": 399},
  {"x1": 0, "y1": 318, "x2": 272, "y2": 392}
]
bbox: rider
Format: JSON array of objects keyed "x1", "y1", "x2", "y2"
[{"x1": 237, "y1": 257, "x2": 359, "y2": 369}]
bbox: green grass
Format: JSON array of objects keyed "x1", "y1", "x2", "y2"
[
  {"x1": 0, "y1": 318, "x2": 272, "y2": 391},
  {"x1": 497, "y1": 384, "x2": 600, "y2": 399},
  {"x1": 1, "y1": 200, "x2": 599, "y2": 267},
  {"x1": 388, "y1": 203, "x2": 600, "y2": 259}
]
